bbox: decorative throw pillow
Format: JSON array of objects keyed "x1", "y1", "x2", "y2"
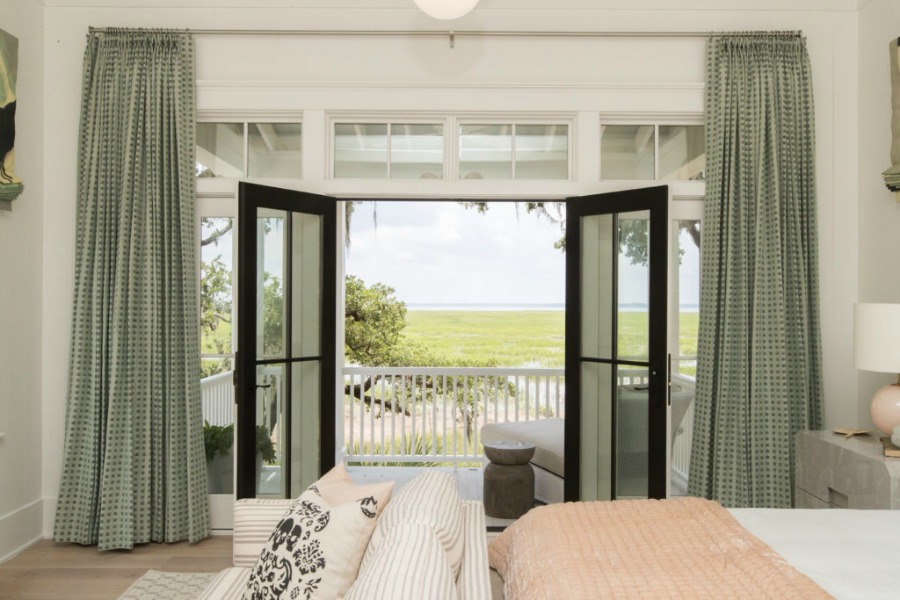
[
  {"x1": 242, "y1": 477, "x2": 391, "y2": 600},
  {"x1": 362, "y1": 470, "x2": 464, "y2": 579},
  {"x1": 313, "y1": 463, "x2": 393, "y2": 514}
]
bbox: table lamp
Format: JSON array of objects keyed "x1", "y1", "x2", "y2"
[{"x1": 855, "y1": 303, "x2": 900, "y2": 435}]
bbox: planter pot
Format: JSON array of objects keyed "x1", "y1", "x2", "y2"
[{"x1": 206, "y1": 449, "x2": 234, "y2": 494}]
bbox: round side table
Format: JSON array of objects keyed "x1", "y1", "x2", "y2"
[{"x1": 483, "y1": 440, "x2": 535, "y2": 519}]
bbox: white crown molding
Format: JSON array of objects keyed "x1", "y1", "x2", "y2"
[
  {"x1": 197, "y1": 79, "x2": 704, "y2": 96},
  {"x1": 196, "y1": 108, "x2": 305, "y2": 121}
]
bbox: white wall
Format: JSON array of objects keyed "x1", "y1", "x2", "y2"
[
  {"x1": 858, "y1": 0, "x2": 900, "y2": 429},
  {"x1": 0, "y1": 0, "x2": 44, "y2": 562},
  {"x1": 38, "y1": 0, "x2": 861, "y2": 534}
]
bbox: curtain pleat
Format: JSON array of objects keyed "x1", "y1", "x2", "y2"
[
  {"x1": 54, "y1": 29, "x2": 209, "y2": 550},
  {"x1": 688, "y1": 33, "x2": 823, "y2": 508}
]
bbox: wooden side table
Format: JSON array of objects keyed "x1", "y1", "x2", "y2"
[
  {"x1": 795, "y1": 430, "x2": 900, "y2": 509},
  {"x1": 483, "y1": 440, "x2": 535, "y2": 519}
]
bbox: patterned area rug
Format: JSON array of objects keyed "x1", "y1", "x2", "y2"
[{"x1": 118, "y1": 570, "x2": 216, "y2": 599}]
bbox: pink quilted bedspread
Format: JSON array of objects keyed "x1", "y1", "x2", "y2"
[{"x1": 489, "y1": 497, "x2": 832, "y2": 599}]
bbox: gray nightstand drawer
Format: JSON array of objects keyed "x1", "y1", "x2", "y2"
[{"x1": 795, "y1": 430, "x2": 900, "y2": 510}]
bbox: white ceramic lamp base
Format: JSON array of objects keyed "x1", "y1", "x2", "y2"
[{"x1": 870, "y1": 383, "x2": 900, "y2": 435}]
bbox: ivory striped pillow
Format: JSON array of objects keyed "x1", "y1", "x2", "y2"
[
  {"x1": 362, "y1": 470, "x2": 464, "y2": 578},
  {"x1": 345, "y1": 522, "x2": 458, "y2": 600}
]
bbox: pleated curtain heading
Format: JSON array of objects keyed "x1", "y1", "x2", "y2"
[{"x1": 54, "y1": 28, "x2": 209, "y2": 550}]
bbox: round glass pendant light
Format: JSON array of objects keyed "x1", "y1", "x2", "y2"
[{"x1": 414, "y1": 0, "x2": 481, "y2": 20}]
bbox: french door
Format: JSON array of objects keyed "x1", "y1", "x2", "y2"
[
  {"x1": 236, "y1": 182, "x2": 337, "y2": 499},
  {"x1": 565, "y1": 185, "x2": 668, "y2": 501}
]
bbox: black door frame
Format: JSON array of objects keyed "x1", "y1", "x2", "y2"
[
  {"x1": 236, "y1": 182, "x2": 337, "y2": 499},
  {"x1": 564, "y1": 185, "x2": 669, "y2": 501}
]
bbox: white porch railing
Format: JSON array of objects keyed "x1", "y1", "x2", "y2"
[
  {"x1": 199, "y1": 367, "x2": 281, "y2": 430},
  {"x1": 200, "y1": 365, "x2": 694, "y2": 483},
  {"x1": 201, "y1": 370, "x2": 234, "y2": 426},
  {"x1": 343, "y1": 366, "x2": 565, "y2": 465}
]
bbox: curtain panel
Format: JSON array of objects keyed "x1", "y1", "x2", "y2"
[
  {"x1": 54, "y1": 29, "x2": 209, "y2": 550},
  {"x1": 688, "y1": 33, "x2": 824, "y2": 508}
]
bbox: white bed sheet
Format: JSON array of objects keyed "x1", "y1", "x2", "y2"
[{"x1": 730, "y1": 508, "x2": 900, "y2": 600}]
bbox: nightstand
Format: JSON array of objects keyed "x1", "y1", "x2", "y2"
[{"x1": 795, "y1": 430, "x2": 900, "y2": 509}]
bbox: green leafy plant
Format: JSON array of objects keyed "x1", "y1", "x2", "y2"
[
  {"x1": 203, "y1": 421, "x2": 234, "y2": 462},
  {"x1": 256, "y1": 425, "x2": 277, "y2": 464},
  {"x1": 202, "y1": 421, "x2": 277, "y2": 465}
]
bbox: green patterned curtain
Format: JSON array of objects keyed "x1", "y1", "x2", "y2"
[
  {"x1": 54, "y1": 29, "x2": 209, "y2": 550},
  {"x1": 688, "y1": 33, "x2": 823, "y2": 508}
]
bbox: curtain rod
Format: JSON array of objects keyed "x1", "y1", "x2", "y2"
[{"x1": 87, "y1": 27, "x2": 802, "y2": 40}]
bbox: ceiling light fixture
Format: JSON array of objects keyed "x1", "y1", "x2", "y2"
[{"x1": 414, "y1": 0, "x2": 480, "y2": 20}]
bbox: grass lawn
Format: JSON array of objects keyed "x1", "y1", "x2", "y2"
[{"x1": 403, "y1": 310, "x2": 698, "y2": 369}]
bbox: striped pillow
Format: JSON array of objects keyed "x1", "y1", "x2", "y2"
[
  {"x1": 345, "y1": 522, "x2": 458, "y2": 600},
  {"x1": 362, "y1": 470, "x2": 464, "y2": 579}
]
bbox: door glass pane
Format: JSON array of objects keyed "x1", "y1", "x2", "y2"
[
  {"x1": 257, "y1": 209, "x2": 286, "y2": 359},
  {"x1": 515, "y1": 124, "x2": 569, "y2": 180},
  {"x1": 390, "y1": 124, "x2": 444, "y2": 179},
  {"x1": 617, "y1": 211, "x2": 650, "y2": 362},
  {"x1": 677, "y1": 220, "x2": 700, "y2": 374},
  {"x1": 200, "y1": 217, "x2": 234, "y2": 377},
  {"x1": 580, "y1": 214, "x2": 614, "y2": 359},
  {"x1": 616, "y1": 365, "x2": 649, "y2": 499},
  {"x1": 334, "y1": 123, "x2": 388, "y2": 179},
  {"x1": 291, "y1": 361, "x2": 321, "y2": 496},
  {"x1": 580, "y1": 362, "x2": 612, "y2": 501},
  {"x1": 248, "y1": 123, "x2": 302, "y2": 178},
  {"x1": 291, "y1": 212, "x2": 322, "y2": 358},
  {"x1": 459, "y1": 124, "x2": 512, "y2": 180},
  {"x1": 256, "y1": 363, "x2": 284, "y2": 497},
  {"x1": 196, "y1": 123, "x2": 244, "y2": 178},
  {"x1": 659, "y1": 126, "x2": 705, "y2": 181},
  {"x1": 200, "y1": 217, "x2": 235, "y2": 497},
  {"x1": 672, "y1": 219, "x2": 700, "y2": 496},
  {"x1": 600, "y1": 125, "x2": 655, "y2": 180}
]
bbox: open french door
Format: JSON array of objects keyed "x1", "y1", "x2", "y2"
[
  {"x1": 565, "y1": 185, "x2": 668, "y2": 501},
  {"x1": 236, "y1": 182, "x2": 337, "y2": 499}
]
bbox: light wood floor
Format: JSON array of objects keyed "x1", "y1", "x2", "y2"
[{"x1": 0, "y1": 535, "x2": 232, "y2": 600}]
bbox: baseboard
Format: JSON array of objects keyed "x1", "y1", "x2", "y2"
[
  {"x1": 0, "y1": 498, "x2": 44, "y2": 564},
  {"x1": 43, "y1": 495, "x2": 56, "y2": 538}
]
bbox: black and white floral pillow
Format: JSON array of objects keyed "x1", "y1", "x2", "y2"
[{"x1": 243, "y1": 487, "x2": 381, "y2": 600}]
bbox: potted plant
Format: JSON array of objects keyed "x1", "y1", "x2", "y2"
[
  {"x1": 203, "y1": 421, "x2": 278, "y2": 494},
  {"x1": 203, "y1": 421, "x2": 234, "y2": 494}
]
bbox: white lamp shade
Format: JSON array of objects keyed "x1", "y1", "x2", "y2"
[
  {"x1": 854, "y1": 303, "x2": 900, "y2": 373},
  {"x1": 413, "y1": 0, "x2": 480, "y2": 20}
]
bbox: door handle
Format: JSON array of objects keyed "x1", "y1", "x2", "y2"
[{"x1": 255, "y1": 384, "x2": 272, "y2": 389}]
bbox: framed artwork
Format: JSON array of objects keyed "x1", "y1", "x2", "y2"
[{"x1": 0, "y1": 28, "x2": 21, "y2": 211}]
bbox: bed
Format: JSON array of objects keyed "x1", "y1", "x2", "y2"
[{"x1": 488, "y1": 498, "x2": 900, "y2": 599}]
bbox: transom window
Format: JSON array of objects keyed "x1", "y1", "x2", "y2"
[
  {"x1": 600, "y1": 124, "x2": 705, "y2": 181},
  {"x1": 331, "y1": 118, "x2": 571, "y2": 181},
  {"x1": 196, "y1": 121, "x2": 302, "y2": 178},
  {"x1": 333, "y1": 123, "x2": 444, "y2": 179}
]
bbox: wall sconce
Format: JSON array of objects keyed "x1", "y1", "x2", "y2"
[{"x1": 414, "y1": 0, "x2": 481, "y2": 20}]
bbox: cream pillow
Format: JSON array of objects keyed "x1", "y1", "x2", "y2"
[
  {"x1": 312, "y1": 462, "x2": 393, "y2": 515},
  {"x1": 242, "y1": 471, "x2": 393, "y2": 600},
  {"x1": 345, "y1": 522, "x2": 458, "y2": 600},
  {"x1": 362, "y1": 470, "x2": 464, "y2": 579}
]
